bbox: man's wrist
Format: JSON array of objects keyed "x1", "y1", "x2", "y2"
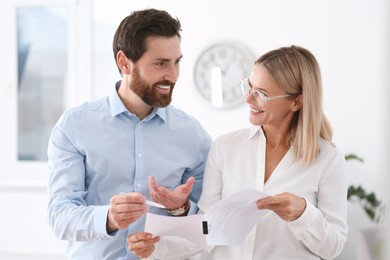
[
  {"x1": 168, "y1": 200, "x2": 190, "y2": 216},
  {"x1": 106, "y1": 212, "x2": 118, "y2": 233}
]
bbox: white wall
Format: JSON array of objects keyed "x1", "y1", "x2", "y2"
[{"x1": 0, "y1": 0, "x2": 389, "y2": 259}]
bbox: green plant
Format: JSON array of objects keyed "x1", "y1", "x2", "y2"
[{"x1": 346, "y1": 154, "x2": 385, "y2": 223}]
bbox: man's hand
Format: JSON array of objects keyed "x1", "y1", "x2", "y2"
[
  {"x1": 257, "y1": 192, "x2": 307, "y2": 221},
  {"x1": 149, "y1": 176, "x2": 194, "y2": 210},
  {"x1": 107, "y1": 193, "x2": 148, "y2": 233},
  {"x1": 128, "y1": 232, "x2": 160, "y2": 259}
]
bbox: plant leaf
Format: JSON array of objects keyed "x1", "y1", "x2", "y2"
[{"x1": 345, "y1": 154, "x2": 364, "y2": 162}]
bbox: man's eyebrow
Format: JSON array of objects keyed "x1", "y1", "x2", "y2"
[
  {"x1": 174, "y1": 55, "x2": 185, "y2": 62},
  {"x1": 154, "y1": 55, "x2": 183, "y2": 62}
]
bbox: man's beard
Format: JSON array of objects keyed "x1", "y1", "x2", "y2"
[{"x1": 130, "y1": 67, "x2": 174, "y2": 107}]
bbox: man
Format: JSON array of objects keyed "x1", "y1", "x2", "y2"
[{"x1": 47, "y1": 9, "x2": 212, "y2": 260}]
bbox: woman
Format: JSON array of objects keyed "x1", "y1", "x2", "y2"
[{"x1": 128, "y1": 45, "x2": 348, "y2": 259}]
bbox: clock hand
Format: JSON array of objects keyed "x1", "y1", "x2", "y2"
[{"x1": 221, "y1": 59, "x2": 233, "y2": 75}]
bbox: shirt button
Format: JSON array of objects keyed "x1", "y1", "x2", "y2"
[
  {"x1": 137, "y1": 153, "x2": 142, "y2": 158},
  {"x1": 137, "y1": 125, "x2": 142, "y2": 129},
  {"x1": 136, "y1": 182, "x2": 141, "y2": 188}
]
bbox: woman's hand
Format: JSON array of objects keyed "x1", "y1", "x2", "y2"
[
  {"x1": 257, "y1": 192, "x2": 307, "y2": 221},
  {"x1": 128, "y1": 232, "x2": 160, "y2": 259}
]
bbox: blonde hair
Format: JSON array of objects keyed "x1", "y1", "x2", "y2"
[{"x1": 256, "y1": 45, "x2": 333, "y2": 165}]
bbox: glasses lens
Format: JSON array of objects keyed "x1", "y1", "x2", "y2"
[
  {"x1": 240, "y1": 79, "x2": 267, "y2": 107},
  {"x1": 252, "y1": 91, "x2": 266, "y2": 107},
  {"x1": 240, "y1": 79, "x2": 250, "y2": 97}
]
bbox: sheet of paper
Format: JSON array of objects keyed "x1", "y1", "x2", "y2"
[
  {"x1": 204, "y1": 187, "x2": 270, "y2": 245},
  {"x1": 144, "y1": 213, "x2": 208, "y2": 248},
  {"x1": 144, "y1": 187, "x2": 271, "y2": 247}
]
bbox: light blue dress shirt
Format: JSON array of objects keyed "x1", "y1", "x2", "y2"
[{"x1": 47, "y1": 83, "x2": 212, "y2": 260}]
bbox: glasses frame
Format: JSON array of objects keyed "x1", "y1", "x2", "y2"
[{"x1": 240, "y1": 78, "x2": 291, "y2": 107}]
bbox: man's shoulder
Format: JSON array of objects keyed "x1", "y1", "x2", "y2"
[
  {"x1": 58, "y1": 96, "x2": 109, "y2": 125},
  {"x1": 164, "y1": 106, "x2": 211, "y2": 140},
  {"x1": 165, "y1": 105, "x2": 201, "y2": 125},
  {"x1": 166, "y1": 105, "x2": 192, "y2": 118}
]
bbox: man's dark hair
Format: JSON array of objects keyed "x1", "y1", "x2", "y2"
[{"x1": 113, "y1": 8, "x2": 182, "y2": 72}]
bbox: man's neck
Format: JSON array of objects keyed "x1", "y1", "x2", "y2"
[{"x1": 117, "y1": 81, "x2": 153, "y2": 120}]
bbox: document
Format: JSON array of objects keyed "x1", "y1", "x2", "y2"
[
  {"x1": 204, "y1": 187, "x2": 270, "y2": 245},
  {"x1": 144, "y1": 213, "x2": 208, "y2": 248},
  {"x1": 144, "y1": 187, "x2": 271, "y2": 247}
]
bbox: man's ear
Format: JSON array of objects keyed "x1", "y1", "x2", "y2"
[
  {"x1": 117, "y1": 50, "x2": 132, "y2": 75},
  {"x1": 291, "y1": 94, "x2": 303, "y2": 112}
]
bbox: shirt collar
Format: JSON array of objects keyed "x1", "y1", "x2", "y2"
[
  {"x1": 153, "y1": 107, "x2": 167, "y2": 121},
  {"x1": 248, "y1": 125, "x2": 263, "y2": 140},
  {"x1": 109, "y1": 81, "x2": 168, "y2": 122},
  {"x1": 142, "y1": 106, "x2": 167, "y2": 122},
  {"x1": 109, "y1": 81, "x2": 128, "y2": 117}
]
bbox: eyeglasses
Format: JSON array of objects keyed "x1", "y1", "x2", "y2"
[{"x1": 240, "y1": 78, "x2": 291, "y2": 107}]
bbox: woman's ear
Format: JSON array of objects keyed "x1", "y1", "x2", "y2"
[
  {"x1": 117, "y1": 50, "x2": 132, "y2": 75},
  {"x1": 291, "y1": 94, "x2": 303, "y2": 112}
]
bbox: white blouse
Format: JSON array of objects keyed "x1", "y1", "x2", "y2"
[{"x1": 148, "y1": 126, "x2": 348, "y2": 260}]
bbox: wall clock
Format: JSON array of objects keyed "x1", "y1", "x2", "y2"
[{"x1": 193, "y1": 42, "x2": 254, "y2": 108}]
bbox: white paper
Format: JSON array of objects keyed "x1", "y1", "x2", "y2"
[
  {"x1": 204, "y1": 188, "x2": 270, "y2": 245},
  {"x1": 144, "y1": 187, "x2": 271, "y2": 247},
  {"x1": 144, "y1": 213, "x2": 207, "y2": 248}
]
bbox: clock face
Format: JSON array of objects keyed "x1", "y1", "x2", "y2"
[{"x1": 194, "y1": 42, "x2": 253, "y2": 108}]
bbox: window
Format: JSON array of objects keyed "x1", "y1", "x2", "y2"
[
  {"x1": 1, "y1": 0, "x2": 92, "y2": 181},
  {"x1": 17, "y1": 6, "x2": 68, "y2": 161}
]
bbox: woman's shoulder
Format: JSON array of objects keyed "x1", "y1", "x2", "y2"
[
  {"x1": 214, "y1": 126, "x2": 261, "y2": 145},
  {"x1": 319, "y1": 139, "x2": 345, "y2": 162}
]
